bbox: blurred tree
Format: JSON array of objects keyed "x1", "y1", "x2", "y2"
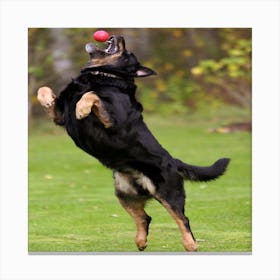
[
  {"x1": 50, "y1": 28, "x2": 75, "y2": 87},
  {"x1": 28, "y1": 28, "x2": 53, "y2": 122},
  {"x1": 191, "y1": 29, "x2": 251, "y2": 108}
]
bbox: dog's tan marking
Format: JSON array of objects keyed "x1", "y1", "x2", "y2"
[
  {"x1": 89, "y1": 39, "x2": 125, "y2": 67},
  {"x1": 89, "y1": 52, "x2": 123, "y2": 68},
  {"x1": 114, "y1": 172, "x2": 138, "y2": 196},
  {"x1": 75, "y1": 91, "x2": 112, "y2": 128},
  {"x1": 114, "y1": 170, "x2": 156, "y2": 196},
  {"x1": 134, "y1": 173, "x2": 156, "y2": 195},
  {"x1": 37, "y1": 86, "x2": 56, "y2": 119},
  {"x1": 117, "y1": 198, "x2": 150, "y2": 251},
  {"x1": 114, "y1": 170, "x2": 152, "y2": 251},
  {"x1": 155, "y1": 196, "x2": 198, "y2": 252}
]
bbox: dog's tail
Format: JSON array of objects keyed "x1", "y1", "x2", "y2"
[{"x1": 175, "y1": 158, "x2": 230, "y2": 182}]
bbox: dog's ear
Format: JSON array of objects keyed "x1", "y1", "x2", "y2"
[{"x1": 135, "y1": 65, "x2": 157, "y2": 77}]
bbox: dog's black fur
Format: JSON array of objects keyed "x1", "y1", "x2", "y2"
[{"x1": 37, "y1": 35, "x2": 230, "y2": 251}]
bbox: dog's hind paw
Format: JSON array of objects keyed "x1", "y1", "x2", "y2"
[
  {"x1": 37, "y1": 87, "x2": 55, "y2": 108},
  {"x1": 136, "y1": 240, "x2": 148, "y2": 251},
  {"x1": 183, "y1": 238, "x2": 198, "y2": 252}
]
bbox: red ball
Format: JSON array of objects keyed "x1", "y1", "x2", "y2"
[{"x1": 93, "y1": 30, "x2": 110, "y2": 42}]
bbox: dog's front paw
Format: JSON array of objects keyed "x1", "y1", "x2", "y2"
[
  {"x1": 37, "y1": 87, "x2": 55, "y2": 108},
  {"x1": 76, "y1": 97, "x2": 96, "y2": 120}
]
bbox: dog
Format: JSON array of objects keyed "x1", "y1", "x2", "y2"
[{"x1": 37, "y1": 35, "x2": 230, "y2": 251}]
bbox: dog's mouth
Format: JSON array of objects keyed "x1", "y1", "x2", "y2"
[
  {"x1": 85, "y1": 35, "x2": 125, "y2": 57},
  {"x1": 105, "y1": 36, "x2": 119, "y2": 54}
]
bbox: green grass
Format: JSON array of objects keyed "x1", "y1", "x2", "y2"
[{"x1": 28, "y1": 112, "x2": 251, "y2": 252}]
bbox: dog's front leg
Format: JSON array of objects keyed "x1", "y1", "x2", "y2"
[
  {"x1": 76, "y1": 91, "x2": 112, "y2": 128},
  {"x1": 37, "y1": 86, "x2": 64, "y2": 125},
  {"x1": 37, "y1": 86, "x2": 56, "y2": 120}
]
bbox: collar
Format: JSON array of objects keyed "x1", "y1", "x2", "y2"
[{"x1": 90, "y1": 71, "x2": 122, "y2": 79}]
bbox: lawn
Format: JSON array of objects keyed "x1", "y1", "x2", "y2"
[{"x1": 28, "y1": 111, "x2": 251, "y2": 253}]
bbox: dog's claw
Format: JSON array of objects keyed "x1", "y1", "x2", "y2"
[
  {"x1": 138, "y1": 247, "x2": 146, "y2": 251},
  {"x1": 137, "y1": 244, "x2": 147, "y2": 251},
  {"x1": 45, "y1": 101, "x2": 54, "y2": 108},
  {"x1": 136, "y1": 239, "x2": 148, "y2": 251},
  {"x1": 76, "y1": 113, "x2": 87, "y2": 120}
]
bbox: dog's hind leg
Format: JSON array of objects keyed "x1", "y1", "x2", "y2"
[
  {"x1": 114, "y1": 172, "x2": 152, "y2": 251},
  {"x1": 117, "y1": 197, "x2": 151, "y2": 251},
  {"x1": 154, "y1": 175, "x2": 198, "y2": 252}
]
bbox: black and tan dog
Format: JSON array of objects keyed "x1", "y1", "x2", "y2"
[{"x1": 37, "y1": 35, "x2": 230, "y2": 251}]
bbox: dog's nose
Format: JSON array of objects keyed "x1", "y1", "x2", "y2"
[{"x1": 85, "y1": 43, "x2": 95, "y2": 54}]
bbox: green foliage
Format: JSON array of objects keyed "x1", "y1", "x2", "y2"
[
  {"x1": 192, "y1": 38, "x2": 251, "y2": 79},
  {"x1": 139, "y1": 75, "x2": 203, "y2": 115},
  {"x1": 28, "y1": 28, "x2": 53, "y2": 80},
  {"x1": 28, "y1": 66, "x2": 44, "y2": 78},
  {"x1": 191, "y1": 31, "x2": 252, "y2": 108}
]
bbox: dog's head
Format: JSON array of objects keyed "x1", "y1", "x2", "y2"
[{"x1": 82, "y1": 35, "x2": 156, "y2": 78}]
